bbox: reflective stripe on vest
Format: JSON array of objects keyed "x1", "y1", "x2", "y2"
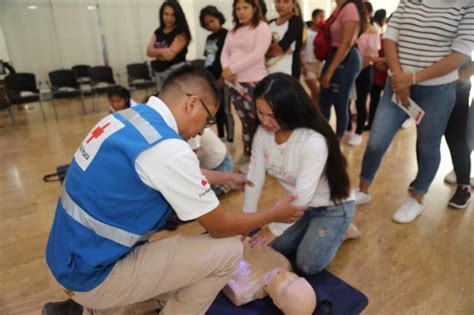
[
  {"x1": 119, "y1": 108, "x2": 162, "y2": 144},
  {"x1": 60, "y1": 186, "x2": 153, "y2": 247}
]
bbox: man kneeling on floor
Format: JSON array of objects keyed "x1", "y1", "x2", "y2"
[{"x1": 43, "y1": 65, "x2": 305, "y2": 315}]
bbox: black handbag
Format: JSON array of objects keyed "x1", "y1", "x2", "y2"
[{"x1": 43, "y1": 164, "x2": 70, "y2": 184}]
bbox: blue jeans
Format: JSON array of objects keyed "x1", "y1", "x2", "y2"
[
  {"x1": 360, "y1": 78, "x2": 457, "y2": 195},
  {"x1": 319, "y1": 47, "x2": 362, "y2": 137},
  {"x1": 211, "y1": 153, "x2": 233, "y2": 196},
  {"x1": 271, "y1": 201, "x2": 355, "y2": 275}
]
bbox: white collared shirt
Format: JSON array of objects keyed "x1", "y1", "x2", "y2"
[{"x1": 134, "y1": 96, "x2": 219, "y2": 221}]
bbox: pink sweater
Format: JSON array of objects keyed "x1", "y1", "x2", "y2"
[{"x1": 220, "y1": 22, "x2": 272, "y2": 83}]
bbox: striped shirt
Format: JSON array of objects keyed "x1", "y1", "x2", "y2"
[{"x1": 384, "y1": 0, "x2": 474, "y2": 85}]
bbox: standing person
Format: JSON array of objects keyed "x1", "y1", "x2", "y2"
[
  {"x1": 188, "y1": 128, "x2": 235, "y2": 196},
  {"x1": 200, "y1": 5, "x2": 235, "y2": 148},
  {"x1": 372, "y1": 8, "x2": 386, "y2": 35},
  {"x1": 318, "y1": 0, "x2": 366, "y2": 141},
  {"x1": 244, "y1": 73, "x2": 358, "y2": 275},
  {"x1": 347, "y1": 2, "x2": 380, "y2": 146},
  {"x1": 443, "y1": 60, "x2": 473, "y2": 208},
  {"x1": 366, "y1": 9, "x2": 388, "y2": 131},
  {"x1": 221, "y1": 0, "x2": 272, "y2": 172},
  {"x1": 42, "y1": 65, "x2": 304, "y2": 315},
  {"x1": 266, "y1": 0, "x2": 304, "y2": 78},
  {"x1": 302, "y1": 9, "x2": 325, "y2": 108},
  {"x1": 147, "y1": 0, "x2": 191, "y2": 91},
  {"x1": 354, "y1": 1, "x2": 474, "y2": 223}
]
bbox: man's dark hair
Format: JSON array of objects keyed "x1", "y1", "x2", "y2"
[{"x1": 161, "y1": 64, "x2": 220, "y2": 106}]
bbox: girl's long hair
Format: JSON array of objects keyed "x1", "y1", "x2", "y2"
[{"x1": 253, "y1": 73, "x2": 350, "y2": 203}]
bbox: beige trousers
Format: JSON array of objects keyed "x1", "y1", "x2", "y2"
[{"x1": 72, "y1": 234, "x2": 243, "y2": 315}]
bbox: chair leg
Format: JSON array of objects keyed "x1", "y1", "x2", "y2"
[
  {"x1": 8, "y1": 107, "x2": 17, "y2": 128},
  {"x1": 39, "y1": 99, "x2": 47, "y2": 122},
  {"x1": 92, "y1": 88, "x2": 99, "y2": 112},
  {"x1": 51, "y1": 98, "x2": 59, "y2": 120},
  {"x1": 80, "y1": 91, "x2": 86, "y2": 114}
]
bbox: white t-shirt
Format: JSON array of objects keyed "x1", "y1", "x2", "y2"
[
  {"x1": 187, "y1": 128, "x2": 228, "y2": 170},
  {"x1": 303, "y1": 28, "x2": 317, "y2": 63},
  {"x1": 243, "y1": 127, "x2": 354, "y2": 236},
  {"x1": 266, "y1": 20, "x2": 295, "y2": 75},
  {"x1": 134, "y1": 96, "x2": 219, "y2": 221}
]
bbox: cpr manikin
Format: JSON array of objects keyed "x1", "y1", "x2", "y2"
[
  {"x1": 223, "y1": 240, "x2": 316, "y2": 314},
  {"x1": 264, "y1": 268, "x2": 317, "y2": 315}
]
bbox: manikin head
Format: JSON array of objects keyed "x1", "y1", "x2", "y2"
[{"x1": 264, "y1": 268, "x2": 317, "y2": 315}]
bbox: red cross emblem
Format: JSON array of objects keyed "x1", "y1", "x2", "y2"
[{"x1": 86, "y1": 122, "x2": 111, "y2": 144}]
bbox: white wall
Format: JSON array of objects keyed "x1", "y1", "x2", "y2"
[
  {"x1": 0, "y1": 0, "x2": 400, "y2": 83},
  {"x1": 0, "y1": 24, "x2": 11, "y2": 62}
]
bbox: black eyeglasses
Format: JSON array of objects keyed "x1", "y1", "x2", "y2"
[{"x1": 185, "y1": 93, "x2": 216, "y2": 127}]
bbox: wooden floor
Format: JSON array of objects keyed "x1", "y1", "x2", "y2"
[{"x1": 0, "y1": 92, "x2": 472, "y2": 315}]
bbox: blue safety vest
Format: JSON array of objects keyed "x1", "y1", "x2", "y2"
[{"x1": 46, "y1": 104, "x2": 182, "y2": 292}]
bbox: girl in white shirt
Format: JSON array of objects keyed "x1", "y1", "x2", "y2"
[{"x1": 244, "y1": 72, "x2": 357, "y2": 275}]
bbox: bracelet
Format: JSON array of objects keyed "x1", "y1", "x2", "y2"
[{"x1": 412, "y1": 72, "x2": 416, "y2": 85}]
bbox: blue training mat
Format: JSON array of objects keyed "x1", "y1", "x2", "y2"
[{"x1": 207, "y1": 269, "x2": 368, "y2": 315}]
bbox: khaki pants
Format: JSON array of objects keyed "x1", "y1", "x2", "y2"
[{"x1": 72, "y1": 234, "x2": 243, "y2": 315}]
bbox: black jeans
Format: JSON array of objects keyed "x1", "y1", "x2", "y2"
[
  {"x1": 347, "y1": 65, "x2": 373, "y2": 134},
  {"x1": 444, "y1": 82, "x2": 472, "y2": 185},
  {"x1": 216, "y1": 87, "x2": 234, "y2": 142}
]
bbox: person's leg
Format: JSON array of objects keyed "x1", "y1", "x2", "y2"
[
  {"x1": 319, "y1": 56, "x2": 335, "y2": 120},
  {"x1": 73, "y1": 234, "x2": 243, "y2": 315},
  {"x1": 222, "y1": 86, "x2": 235, "y2": 143},
  {"x1": 232, "y1": 82, "x2": 258, "y2": 157},
  {"x1": 391, "y1": 82, "x2": 457, "y2": 222},
  {"x1": 295, "y1": 201, "x2": 355, "y2": 275},
  {"x1": 304, "y1": 62, "x2": 321, "y2": 108},
  {"x1": 228, "y1": 86, "x2": 247, "y2": 155},
  {"x1": 347, "y1": 102, "x2": 353, "y2": 132},
  {"x1": 368, "y1": 84, "x2": 383, "y2": 130},
  {"x1": 331, "y1": 48, "x2": 362, "y2": 138},
  {"x1": 211, "y1": 153, "x2": 234, "y2": 195},
  {"x1": 410, "y1": 82, "x2": 458, "y2": 198},
  {"x1": 355, "y1": 66, "x2": 373, "y2": 135},
  {"x1": 271, "y1": 213, "x2": 311, "y2": 255},
  {"x1": 444, "y1": 83, "x2": 471, "y2": 186},
  {"x1": 215, "y1": 96, "x2": 226, "y2": 139},
  {"x1": 305, "y1": 77, "x2": 320, "y2": 108},
  {"x1": 358, "y1": 79, "x2": 409, "y2": 193}
]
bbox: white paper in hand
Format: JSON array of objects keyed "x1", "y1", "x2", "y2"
[{"x1": 391, "y1": 94, "x2": 425, "y2": 124}]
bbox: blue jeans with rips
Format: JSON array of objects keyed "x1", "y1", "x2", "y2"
[
  {"x1": 319, "y1": 47, "x2": 362, "y2": 137},
  {"x1": 360, "y1": 78, "x2": 457, "y2": 195},
  {"x1": 271, "y1": 201, "x2": 355, "y2": 275}
]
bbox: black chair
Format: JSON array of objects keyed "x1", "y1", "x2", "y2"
[
  {"x1": 0, "y1": 80, "x2": 17, "y2": 127},
  {"x1": 4, "y1": 73, "x2": 46, "y2": 122},
  {"x1": 89, "y1": 66, "x2": 116, "y2": 110},
  {"x1": 47, "y1": 70, "x2": 86, "y2": 119},
  {"x1": 72, "y1": 65, "x2": 91, "y2": 84},
  {"x1": 126, "y1": 63, "x2": 155, "y2": 92}
]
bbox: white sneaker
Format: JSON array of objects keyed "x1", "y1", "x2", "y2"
[
  {"x1": 401, "y1": 119, "x2": 411, "y2": 129},
  {"x1": 354, "y1": 188, "x2": 371, "y2": 205},
  {"x1": 392, "y1": 197, "x2": 423, "y2": 223},
  {"x1": 348, "y1": 134, "x2": 362, "y2": 146}
]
